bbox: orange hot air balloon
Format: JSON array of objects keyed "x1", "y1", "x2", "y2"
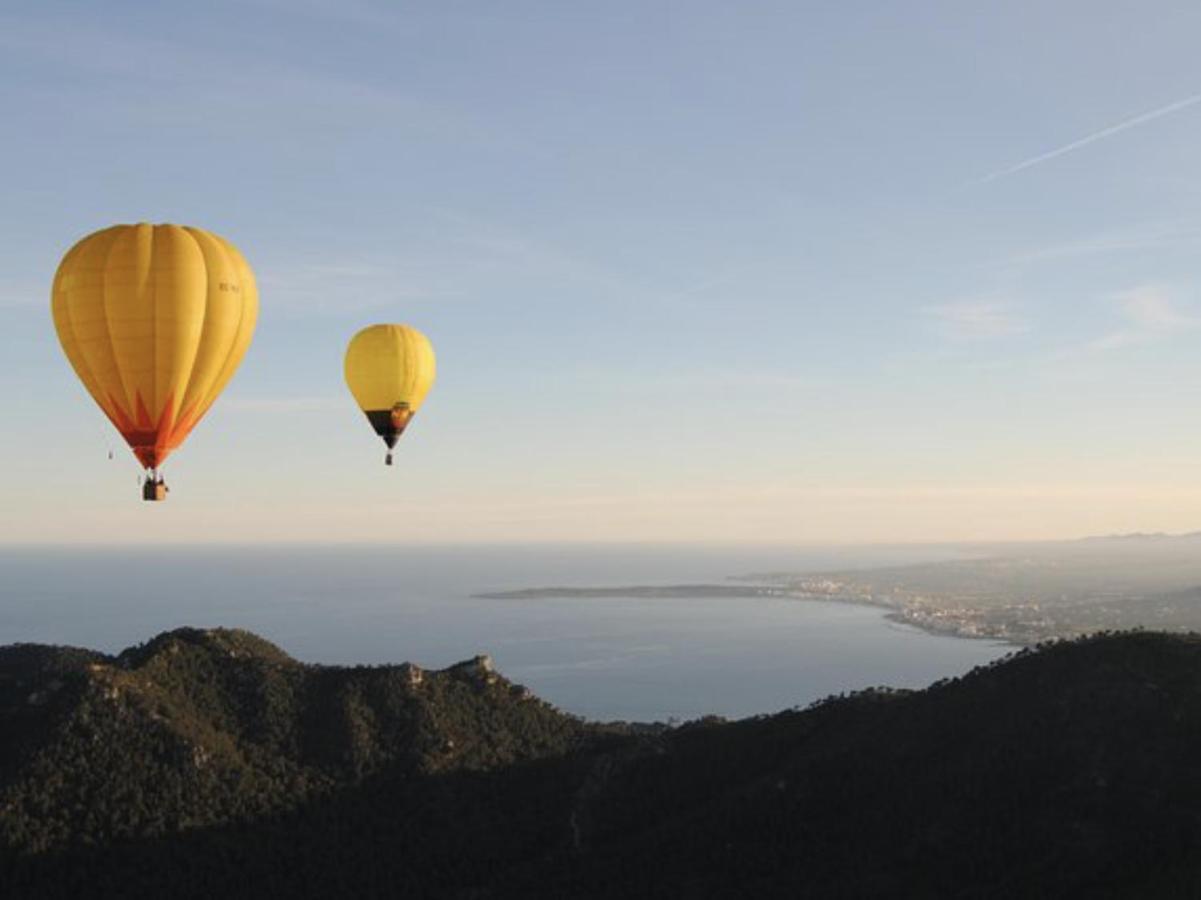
[{"x1": 51, "y1": 224, "x2": 258, "y2": 500}]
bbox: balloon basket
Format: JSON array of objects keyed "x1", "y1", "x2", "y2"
[{"x1": 142, "y1": 480, "x2": 168, "y2": 502}]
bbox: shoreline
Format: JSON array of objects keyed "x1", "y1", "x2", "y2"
[{"x1": 476, "y1": 584, "x2": 1035, "y2": 647}]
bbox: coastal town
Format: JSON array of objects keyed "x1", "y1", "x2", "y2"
[
  {"x1": 736, "y1": 535, "x2": 1201, "y2": 644},
  {"x1": 486, "y1": 535, "x2": 1201, "y2": 647}
]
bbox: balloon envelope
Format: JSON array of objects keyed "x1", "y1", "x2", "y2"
[
  {"x1": 51, "y1": 223, "x2": 258, "y2": 469},
  {"x1": 344, "y1": 324, "x2": 436, "y2": 453}
]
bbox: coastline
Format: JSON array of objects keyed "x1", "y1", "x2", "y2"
[{"x1": 476, "y1": 583, "x2": 1034, "y2": 647}]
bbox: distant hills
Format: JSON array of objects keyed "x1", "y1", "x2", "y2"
[
  {"x1": 723, "y1": 533, "x2": 1201, "y2": 642},
  {"x1": 5, "y1": 627, "x2": 1201, "y2": 897},
  {"x1": 1082, "y1": 531, "x2": 1201, "y2": 541},
  {"x1": 480, "y1": 529, "x2": 1201, "y2": 643}
]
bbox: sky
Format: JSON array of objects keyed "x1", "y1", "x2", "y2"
[{"x1": 6, "y1": 1, "x2": 1201, "y2": 544}]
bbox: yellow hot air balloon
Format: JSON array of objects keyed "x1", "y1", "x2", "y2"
[
  {"x1": 51, "y1": 223, "x2": 258, "y2": 500},
  {"x1": 344, "y1": 324, "x2": 436, "y2": 465}
]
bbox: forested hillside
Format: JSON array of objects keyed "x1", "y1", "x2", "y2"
[{"x1": 4, "y1": 628, "x2": 1201, "y2": 898}]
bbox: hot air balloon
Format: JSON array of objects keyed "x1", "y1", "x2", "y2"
[
  {"x1": 344, "y1": 324, "x2": 436, "y2": 465},
  {"x1": 51, "y1": 223, "x2": 258, "y2": 500}
]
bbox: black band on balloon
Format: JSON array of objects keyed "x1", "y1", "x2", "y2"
[{"x1": 364, "y1": 409, "x2": 414, "y2": 449}]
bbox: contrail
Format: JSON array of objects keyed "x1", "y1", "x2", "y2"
[{"x1": 979, "y1": 92, "x2": 1201, "y2": 183}]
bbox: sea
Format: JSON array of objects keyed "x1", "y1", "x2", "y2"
[{"x1": 0, "y1": 543, "x2": 1010, "y2": 722}]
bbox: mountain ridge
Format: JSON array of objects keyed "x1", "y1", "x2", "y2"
[{"x1": 4, "y1": 628, "x2": 1201, "y2": 897}]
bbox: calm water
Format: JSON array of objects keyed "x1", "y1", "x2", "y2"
[{"x1": 0, "y1": 544, "x2": 1009, "y2": 721}]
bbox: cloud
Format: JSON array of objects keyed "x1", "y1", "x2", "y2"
[
  {"x1": 1118, "y1": 285, "x2": 1198, "y2": 329},
  {"x1": 1087, "y1": 285, "x2": 1201, "y2": 351},
  {"x1": 1006, "y1": 222, "x2": 1201, "y2": 266},
  {"x1": 922, "y1": 300, "x2": 1028, "y2": 339},
  {"x1": 979, "y1": 91, "x2": 1201, "y2": 183}
]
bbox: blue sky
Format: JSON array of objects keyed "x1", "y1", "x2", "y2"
[{"x1": 6, "y1": 1, "x2": 1201, "y2": 543}]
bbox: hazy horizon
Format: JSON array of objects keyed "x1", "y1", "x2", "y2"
[
  {"x1": 3, "y1": 532, "x2": 1194, "y2": 549},
  {"x1": 0, "y1": 542, "x2": 1008, "y2": 719}
]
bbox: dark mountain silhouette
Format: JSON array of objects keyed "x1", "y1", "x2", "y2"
[{"x1": 3, "y1": 627, "x2": 1201, "y2": 898}]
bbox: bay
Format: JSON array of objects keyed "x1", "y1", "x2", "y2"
[{"x1": 0, "y1": 543, "x2": 1009, "y2": 721}]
